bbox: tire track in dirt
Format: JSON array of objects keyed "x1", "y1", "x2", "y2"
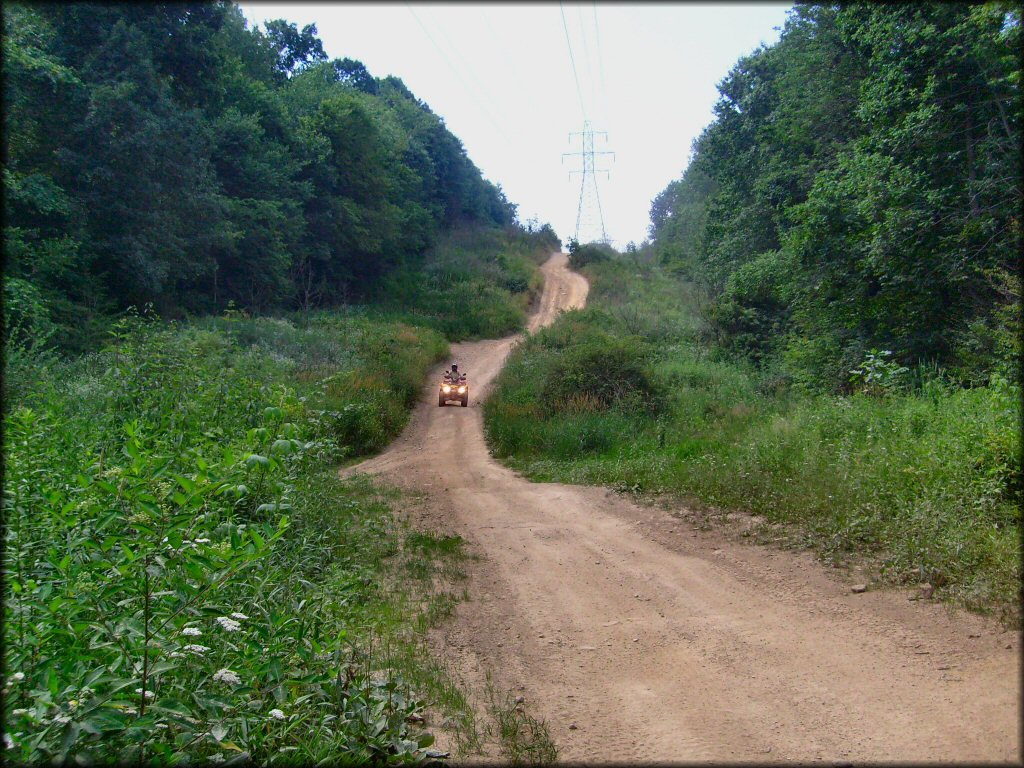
[{"x1": 345, "y1": 252, "x2": 1020, "y2": 763}]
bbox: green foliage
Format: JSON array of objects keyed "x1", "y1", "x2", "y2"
[
  {"x1": 542, "y1": 331, "x2": 660, "y2": 414},
  {"x1": 3, "y1": 1, "x2": 536, "y2": 349},
  {"x1": 2, "y1": 311, "x2": 457, "y2": 763},
  {"x1": 3, "y1": 275, "x2": 56, "y2": 346},
  {"x1": 566, "y1": 239, "x2": 615, "y2": 270},
  {"x1": 262, "y1": 19, "x2": 327, "y2": 78},
  {"x1": 373, "y1": 226, "x2": 557, "y2": 340},
  {"x1": 484, "y1": 675, "x2": 557, "y2": 766},
  {"x1": 485, "y1": 260, "x2": 1022, "y2": 623},
  {"x1": 3, "y1": 277, "x2": 60, "y2": 402},
  {"x1": 848, "y1": 349, "x2": 910, "y2": 395},
  {"x1": 647, "y1": 2, "x2": 1021, "y2": 389}
]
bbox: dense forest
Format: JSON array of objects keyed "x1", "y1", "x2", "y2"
[
  {"x1": 3, "y1": 2, "x2": 543, "y2": 352},
  {"x1": 647, "y1": 3, "x2": 1020, "y2": 390}
]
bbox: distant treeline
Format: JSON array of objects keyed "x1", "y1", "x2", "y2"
[
  {"x1": 647, "y1": 3, "x2": 1020, "y2": 389},
  {"x1": 4, "y1": 3, "x2": 555, "y2": 351}
]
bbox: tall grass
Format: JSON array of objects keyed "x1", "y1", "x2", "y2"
[
  {"x1": 485, "y1": 257, "x2": 1022, "y2": 623},
  {"x1": 1, "y1": 311, "x2": 470, "y2": 763},
  {"x1": 371, "y1": 226, "x2": 551, "y2": 340}
]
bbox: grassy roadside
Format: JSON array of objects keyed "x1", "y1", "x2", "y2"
[
  {"x1": 484, "y1": 255, "x2": 1021, "y2": 625},
  {"x1": 1, "y1": 226, "x2": 556, "y2": 763},
  {"x1": 2, "y1": 313, "x2": 452, "y2": 763}
]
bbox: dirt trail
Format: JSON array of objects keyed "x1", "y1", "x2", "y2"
[{"x1": 346, "y1": 252, "x2": 1020, "y2": 763}]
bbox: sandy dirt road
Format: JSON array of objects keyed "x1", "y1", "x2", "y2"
[{"x1": 346, "y1": 252, "x2": 1020, "y2": 763}]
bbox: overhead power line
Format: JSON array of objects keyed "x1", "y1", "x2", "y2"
[
  {"x1": 576, "y1": 5, "x2": 598, "y2": 124},
  {"x1": 420, "y1": 9, "x2": 513, "y2": 139},
  {"x1": 559, "y1": 2, "x2": 588, "y2": 121},
  {"x1": 592, "y1": 3, "x2": 608, "y2": 124},
  {"x1": 404, "y1": 4, "x2": 512, "y2": 143}
]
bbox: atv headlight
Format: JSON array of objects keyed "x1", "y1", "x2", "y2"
[
  {"x1": 458, "y1": 386, "x2": 466, "y2": 394},
  {"x1": 442, "y1": 385, "x2": 451, "y2": 393}
]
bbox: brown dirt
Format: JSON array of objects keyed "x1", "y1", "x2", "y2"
[{"x1": 345, "y1": 252, "x2": 1021, "y2": 763}]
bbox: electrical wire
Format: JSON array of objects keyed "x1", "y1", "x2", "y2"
[
  {"x1": 592, "y1": 3, "x2": 609, "y2": 127},
  {"x1": 425, "y1": 11, "x2": 516, "y2": 144},
  {"x1": 560, "y1": 2, "x2": 588, "y2": 121},
  {"x1": 576, "y1": 5, "x2": 598, "y2": 126},
  {"x1": 404, "y1": 4, "x2": 513, "y2": 143}
]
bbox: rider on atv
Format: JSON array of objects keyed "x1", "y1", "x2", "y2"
[
  {"x1": 440, "y1": 363, "x2": 468, "y2": 407},
  {"x1": 443, "y1": 362, "x2": 466, "y2": 385}
]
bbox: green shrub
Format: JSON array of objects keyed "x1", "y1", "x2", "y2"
[
  {"x1": 373, "y1": 226, "x2": 552, "y2": 340},
  {"x1": 484, "y1": 259, "x2": 1022, "y2": 622},
  {"x1": 543, "y1": 335, "x2": 661, "y2": 415},
  {"x1": 2, "y1": 310, "x2": 451, "y2": 763},
  {"x1": 567, "y1": 241, "x2": 615, "y2": 270}
]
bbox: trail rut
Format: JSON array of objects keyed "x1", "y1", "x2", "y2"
[{"x1": 346, "y1": 252, "x2": 1020, "y2": 763}]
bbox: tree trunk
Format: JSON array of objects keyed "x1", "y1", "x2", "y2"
[{"x1": 965, "y1": 105, "x2": 980, "y2": 219}]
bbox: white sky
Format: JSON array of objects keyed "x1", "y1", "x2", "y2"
[{"x1": 239, "y1": 2, "x2": 791, "y2": 248}]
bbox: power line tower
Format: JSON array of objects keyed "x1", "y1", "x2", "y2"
[{"x1": 562, "y1": 120, "x2": 614, "y2": 245}]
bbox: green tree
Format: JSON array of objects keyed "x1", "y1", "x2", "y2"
[
  {"x1": 646, "y1": 1, "x2": 1020, "y2": 388},
  {"x1": 262, "y1": 18, "x2": 327, "y2": 79}
]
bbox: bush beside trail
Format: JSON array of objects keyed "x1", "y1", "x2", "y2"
[
  {"x1": 566, "y1": 240, "x2": 616, "y2": 271},
  {"x1": 485, "y1": 255, "x2": 1021, "y2": 624},
  {"x1": 2, "y1": 311, "x2": 460, "y2": 764}
]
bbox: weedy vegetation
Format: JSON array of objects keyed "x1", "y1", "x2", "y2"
[
  {"x1": 371, "y1": 226, "x2": 553, "y2": 340},
  {"x1": 2, "y1": 307, "x2": 488, "y2": 764},
  {"x1": 485, "y1": 255, "x2": 1022, "y2": 625},
  {"x1": 483, "y1": 674, "x2": 558, "y2": 767}
]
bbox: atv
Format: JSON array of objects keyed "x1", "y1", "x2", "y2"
[{"x1": 439, "y1": 375, "x2": 469, "y2": 407}]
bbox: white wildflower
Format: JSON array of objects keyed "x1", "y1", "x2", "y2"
[
  {"x1": 11, "y1": 710, "x2": 27, "y2": 717},
  {"x1": 208, "y1": 755, "x2": 224, "y2": 764},
  {"x1": 230, "y1": 612, "x2": 249, "y2": 621},
  {"x1": 11, "y1": 672, "x2": 25, "y2": 683},
  {"x1": 182, "y1": 627, "x2": 202, "y2": 637},
  {"x1": 194, "y1": 538, "x2": 211, "y2": 544},
  {"x1": 135, "y1": 689, "x2": 155, "y2": 700},
  {"x1": 215, "y1": 617, "x2": 241, "y2": 632},
  {"x1": 124, "y1": 707, "x2": 138, "y2": 716},
  {"x1": 4, "y1": 733, "x2": 13, "y2": 749},
  {"x1": 155, "y1": 723, "x2": 168, "y2": 730},
  {"x1": 212, "y1": 669, "x2": 241, "y2": 686},
  {"x1": 169, "y1": 651, "x2": 183, "y2": 658},
  {"x1": 182, "y1": 644, "x2": 210, "y2": 655},
  {"x1": 268, "y1": 709, "x2": 285, "y2": 721}
]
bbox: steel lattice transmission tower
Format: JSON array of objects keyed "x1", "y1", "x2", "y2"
[{"x1": 562, "y1": 121, "x2": 614, "y2": 244}]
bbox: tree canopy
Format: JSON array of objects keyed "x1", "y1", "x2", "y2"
[
  {"x1": 646, "y1": 2, "x2": 1020, "y2": 389},
  {"x1": 3, "y1": 2, "x2": 522, "y2": 350}
]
